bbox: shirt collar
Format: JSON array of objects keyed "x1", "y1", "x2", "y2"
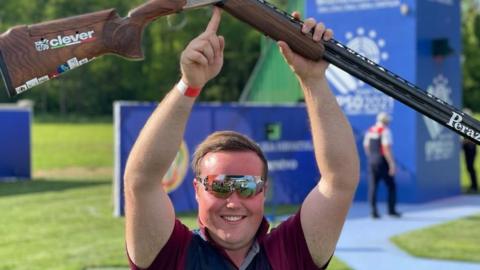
[{"x1": 196, "y1": 216, "x2": 270, "y2": 269}]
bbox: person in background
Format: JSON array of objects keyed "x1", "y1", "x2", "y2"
[
  {"x1": 462, "y1": 108, "x2": 478, "y2": 193},
  {"x1": 123, "y1": 7, "x2": 360, "y2": 270},
  {"x1": 363, "y1": 112, "x2": 401, "y2": 219}
]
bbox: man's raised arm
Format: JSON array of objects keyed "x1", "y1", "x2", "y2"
[
  {"x1": 124, "y1": 7, "x2": 224, "y2": 268},
  {"x1": 278, "y1": 14, "x2": 360, "y2": 267}
]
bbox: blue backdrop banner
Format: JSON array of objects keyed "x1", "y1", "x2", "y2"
[
  {"x1": 306, "y1": 0, "x2": 461, "y2": 202},
  {"x1": 0, "y1": 106, "x2": 31, "y2": 180},
  {"x1": 114, "y1": 102, "x2": 319, "y2": 216}
]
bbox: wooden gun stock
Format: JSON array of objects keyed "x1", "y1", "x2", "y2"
[{"x1": 0, "y1": 0, "x2": 185, "y2": 97}]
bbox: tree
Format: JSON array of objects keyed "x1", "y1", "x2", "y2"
[
  {"x1": 0, "y1": 0, "x2": 261, "y2": 116},
  {"x1": 462, "y1": 0, "x2": 480, "y2": 111}
]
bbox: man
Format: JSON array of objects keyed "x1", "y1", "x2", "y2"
[
  {"x1": 363, "y1": 112, "x2": 401, "y2": 219},
  {"x1": 124, "y1": 7, "x2": 359, "y2": 269}
]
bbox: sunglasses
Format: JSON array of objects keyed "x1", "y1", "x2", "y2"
[{"x1": 196, "y1": 174, "x2": 265, "y2": 199}]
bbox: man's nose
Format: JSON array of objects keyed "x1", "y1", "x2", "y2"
[{"x1": 225, "y1": 191, "x2": 243, "y2": 208}]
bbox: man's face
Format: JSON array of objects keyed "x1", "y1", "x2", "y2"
[{"x1": 195, "y1": 151, "x2": 266, "y2": 251}]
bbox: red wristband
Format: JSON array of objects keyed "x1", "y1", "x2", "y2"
[{"x1": 176, "y1": 79, "x2": 202, "y2": 98}]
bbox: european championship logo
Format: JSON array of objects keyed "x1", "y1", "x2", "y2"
[
  {"x1": 162, "y1": 141, "x2": 189, "y2": 193},
  {"x1": 326, "y1": 27, "x2": 394, "y2": 115}
]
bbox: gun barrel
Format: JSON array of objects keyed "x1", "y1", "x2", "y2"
[{"x1": 219, "y1": 0, "x2": 480, "y2": 144}]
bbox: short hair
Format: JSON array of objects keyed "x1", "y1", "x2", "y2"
[
  {"x1": 192, "y1": 131, "x2": 268, "y2": 180},
  {"x1": 463, "y1": 108, "x2": 473, "y2": 116},
  {"x1": 376, "y1": 112, "x2": 391, "y2": 124}
]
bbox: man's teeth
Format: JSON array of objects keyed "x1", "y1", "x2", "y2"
[{"x1": 222, "y1": 216, "x2": 243, "y2": 221}]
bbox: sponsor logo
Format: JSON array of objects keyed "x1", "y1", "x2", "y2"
[
  {"x1": 423, "y1": 75, "x2": 452, "y2": 140},
  {"x1": 423, "y1": 74, "x2": 455, "y2": 161},
  {"x1": 50, "y1": 57, "x2": 90, "y2": 78},
  {"x1": 15, "y1": 57, "x2": 91, "y2": 94},
  {"x1": 79, "y1": 58, "x2": 89, "y2": 65},
  {"x1": 57, "y1": 63, "x2": 70, "y2": 74},
  {"x1": 38, "y1": 75, "x2": 49, "y2": 84},
  {"x1": 447, "y1": 112, "x2": 480, "y2": 142},
  {"x1": 258, "y1": 140, "x2": 309, "y2": 172},
  {"x1": 35, "y1": 39, "x2": 49, "y2": 52},
  {"x1": 259, "y1": 140, "x2": 313, "y2": 153},
  {"x1": 162, "y1": 141, "x2": 189, "y2": 193},
  {"x1": 268, "y1": 159, "x2": 298, "y2": 172},
  {"x1": 326, "y1": 28, "x2": 394, "y2": 115},
  {"x1": 67, "y1": 58, "x2": 80, "y2": 69},
  {"x1": 34, "y1": 30, "x2": 96, "y2": 52},
  {"x1": 15, "y1": 85, "x2": 28, "y2": 94},
  {"x1": 25, "y1": 78, "x2": 39, "y2": 89}
]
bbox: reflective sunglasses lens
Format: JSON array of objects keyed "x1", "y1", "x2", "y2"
[
  {"x1": 210, "y1": 181, "x2": 232, "y2": 198},
  {"x1": 203, "y1": 175, "x2": 264, "y2": 198},
  {"x1": 235, "y1": 180, "x2": 258, "y2": 198}
]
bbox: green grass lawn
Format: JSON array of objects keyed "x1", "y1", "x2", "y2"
[
  {"x1": 4, "y1": 121, "x2": 477, "y2": 269},
  {"x1": 32, "y1": 123, "x2": 113, "y2": 171},
  {"x1": 459, "y1": 151, "x2": 480, "y2": 191},
  {"x1": 391, "y1": 214, "x2": 480, "y2": 262},
  {"x1": 0, "y1": 121, "x2": 351, "y2": 270},
  {"x1": 0, "y1": 177, "x2": 125, "y2": 270},
  {"x1": 391, "y1": 142, "x2": 480, "y2": 263}
]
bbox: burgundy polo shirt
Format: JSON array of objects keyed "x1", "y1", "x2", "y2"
[{"x1": 128, "y1": 210, "x2": 327, "y2": 269}]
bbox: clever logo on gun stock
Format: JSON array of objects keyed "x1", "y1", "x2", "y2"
[
  {"x1": 34, "y1": 30, "x2": 96, "y2": 52},
  {"x1": 447, "y1": 112, "x2": 480, "y2": 142}
]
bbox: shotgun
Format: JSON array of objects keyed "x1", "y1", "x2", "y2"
[{"x1": 1, "y1": 0, "x2": 479, "y2": 144}]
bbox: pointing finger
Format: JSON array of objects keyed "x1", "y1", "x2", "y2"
[{"x1": 206, "y1": 6, "x2": 222, "y2": 33}]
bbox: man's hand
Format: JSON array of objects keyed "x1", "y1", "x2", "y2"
[
  {"x1": 278, "y1": 12, "x2": 333, "y2": 83},
  {"x1": 388, "y1": 164, "x2": 396, "y2": 176},
  {"x1": 180, "y1": 7, "x2": 225, "y2": 88},
  {"x1": 383, "y1": 145, "x2": 396, "y2": 176}
]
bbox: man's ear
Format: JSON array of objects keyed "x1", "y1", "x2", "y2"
[{"x1": 193, "y1": 179, "x2": 200, "y2": 201}]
